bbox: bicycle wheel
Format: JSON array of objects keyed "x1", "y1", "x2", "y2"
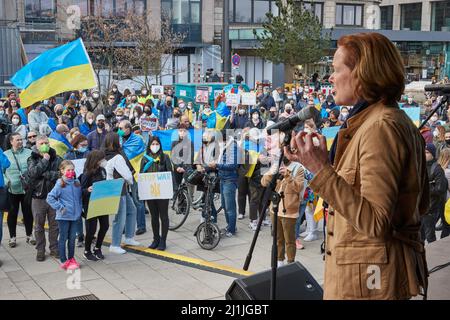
[
  {"x1": 196, "y1": 222, "x2": 220, "y2": 250},
  {"x1": 169, "y1": 189, "x2": 191, "y2": 231}
]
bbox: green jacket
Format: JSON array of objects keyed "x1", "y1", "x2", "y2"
[{"x1": 4, "y1": 147, "x2": 32, "y2": 194}]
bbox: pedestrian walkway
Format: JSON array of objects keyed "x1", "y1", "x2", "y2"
[{"x1": 0, "y1": 207, "x2": 326, "y2": 300}]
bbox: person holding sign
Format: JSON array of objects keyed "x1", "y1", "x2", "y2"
[
  {"x1": 79, "y1": 150, "x2": 109, "y2": 261},
  {"x1": 140, "y1": 136, "x2": 174, "y2": 251},
  {"x1": 103, "y1": 132, "x2": 140, "y2": 255}
]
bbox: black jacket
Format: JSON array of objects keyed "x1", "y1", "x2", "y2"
[
  {"x1": 27, "y1": 147, "x2": 63, "y2": 199},
  {"x1": 427, "y1": 160, "x2": 448, "y2": 215},
  {"x1": 80, "y1": 167, "x2": 107, "y2": 216}
]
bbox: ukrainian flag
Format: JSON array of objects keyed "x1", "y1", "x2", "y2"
[
  {"x1": 152, "y1": 129, "x2": 202, "y2": 158},
  {"x1": 400, "y1": 107, "x2": 420, "y2": 127},
  {"x1": 322, "y1": 126, "x2": 341, "y2": 150},
  {"x1": 215, "y1": 101, "x2": 231, "y2": 130},
  {"x1": 48, "y1": 131, "x2": 72, "y2": 157},
  {"x1": 243, "y1": 140, "x2": 263, "y2": 178},
  {"x1": 122, "y1": 133, "x2": 146, "y2": 180},
  {"x1": 10, "y1": 38, "x2": 96, "y2": 108}
]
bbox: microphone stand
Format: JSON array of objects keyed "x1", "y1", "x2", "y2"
[
  {"x1": 419, "y1": 95, "x2": 448, "y2": 130},
  {"x1": 243, "y1": 133, "x2": 289, "y2": 300}
]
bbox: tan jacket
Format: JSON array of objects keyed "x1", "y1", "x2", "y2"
[
  {"x1": 310, "y1": 102, "x2": 429, "y2": 300},
  {"x1": 262, "y1": 162, "x2": 305, "y2": 219}
]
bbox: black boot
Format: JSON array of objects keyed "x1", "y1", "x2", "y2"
[
  {"x1": 156, "y1": 238, "x2": 166, "y2": 251},
  {"x1": 148, "y1": 238, "x2": 160, "y2": 249}
]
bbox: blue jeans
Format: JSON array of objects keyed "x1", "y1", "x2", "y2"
[
  {"x1": 75, "y1": 216, "x2": 84, "y2": 240},
  {"x1": 295, "y1": 202, "x2": 307, "y2": 239},
  {"x1": 221, "y1": 180, "x2": 237, "y2": 234},
  {"x1": 57, "y1": 220, "x2": 77, "y2": 263},
  {"x1": 111, "y1": 193, "x2": 137, "y2": 247},
  {"x1": 132, "y1": 183, "x2": 146, "y2": 231}
]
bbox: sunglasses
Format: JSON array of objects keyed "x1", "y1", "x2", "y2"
[{"x1": 28, "y1": 135, "x2": 37, "y2": 138}]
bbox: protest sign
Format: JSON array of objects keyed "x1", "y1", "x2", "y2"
[
  {"x1": 226, "y1": 93, "x2": 240, "y2": 107},
  {"x1": 138, "y1": 172, "x2": 173, "y2": 200},
  {"x1": 195, "y1": 86, "x2": 209, "y2": 104},
  {"x1": 240, "y1": 92, "x2": 257, "y2": 106},
  {"x1": 140, "y1": 116, "x2": 159, "y2": 131},
  {"x1": 151, "y1": 85, "x2": 164, "y2": 96},
  {"x1": 87, "y1": 179, "x2": 124, "y2": 219},
  {"x1": 72, "y1": 159, "x2": 86, "y2": 179}
]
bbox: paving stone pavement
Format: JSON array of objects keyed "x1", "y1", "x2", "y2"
[{"x1": 0, "y1": 203, "x2": 326, "y2": 300}]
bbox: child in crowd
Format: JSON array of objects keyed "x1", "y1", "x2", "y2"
[{"x1": 46, "y1": 160, "x2": 83, "y2": 270}]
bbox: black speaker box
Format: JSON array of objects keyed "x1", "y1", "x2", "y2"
[{"x1": 226, "y1": 262, "x2": 323, "y2": 300}]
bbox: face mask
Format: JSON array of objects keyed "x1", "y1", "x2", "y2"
[
  {"x1": 116, "y1": 116, "x2": 123, "y2": 121},
  {"x1": 117, "y1": 129, "x2": 125, "y2": 137},
  {"x1": 87, "y1": 118, "x2": 94, "y2": 125},
  {"x1": 270, "y1": 112, "x2": 276, "y2": 118},
  {"x1": 150, "y1": 145, "x2": 160, "y2": 154},
  {"x1": 65, "y1": 171, "x2": 75, "y2": 179},
  {"x1": 341, "y1": 112, "x2": 349, "y2": 119},
  {"x1": 97, "y1": 122, "x2": 105, "y2": 129},
  {"x1": 12, "y1": 118, "x2": 19, "y2": 125},
  {"x1": 179, "y1": 103, "x2": 186, "y2": 109},
  {"x1": 173, "y1": 113, "x2": 180, "y2": 118},
  {"x1": 100, "y1": 160, "x2": 108, "y2": 168},
  {"x1": 144, "y1": 108, "x2": 152, "y2": 115},
  {"x1": 204, "y1": 107, "x2": 210, "y2": 113},
  {"x1": 39, "y1": 144, "x2": 50, "y2": 154},
  {"x1": 252, "y1": 114, "x2": 259, "y2": 121},
  {"x1": 304, "y1": 128, "x2": 312, "y2": 134},
  {"x1": 433, "y1": 130, "x2": 439, "y2": 137},
  {"x1": 78, "y1": 146, "x2": 88, "y2": 153},
  {"x1": 431, "y1": 116, "x2": 438, "y2": 122},
  {"x1": 446, "y1": 139, "x2": 450, "y2": 145},
  {"x1": 112, "y1": 88, "x2": 118, "y2": 93},
  {"x1": 93, "y1": 93, "x2": 99, "y2": 99},
  {"x1": 56, "y1": 110, "x2": 63, "y2": 116},
  {"x1": 285, "y1": 108, "x2": 292, "y2": 114},
  {"x1": 238, "y1": 109, "x2": 245, "y2": 115},
  {"x1": 166, "y1": 101, "x2": 172, "y2": 107},
  {"x1": 142, "y1": 90, "x2": 148, "y2": 96}
]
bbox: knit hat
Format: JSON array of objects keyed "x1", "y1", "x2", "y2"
[{"x1": 426, "y1": 143, "x2": 436, "y2": 159}]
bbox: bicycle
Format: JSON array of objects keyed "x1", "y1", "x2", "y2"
[
  {"x1": 168, "y1": 179, "x2": 203, "y2": 231},
  {"x1": 194, "y1": 171, "x2": 221, "y2": 250}
]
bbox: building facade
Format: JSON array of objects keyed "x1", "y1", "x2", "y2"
[{"x1": 1, "y1": 0, "x2": 450, "y2": 92}]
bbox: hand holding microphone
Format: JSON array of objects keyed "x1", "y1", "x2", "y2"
[{"x1": 284, "y1": 131, "x2": 329, "y2": 175}]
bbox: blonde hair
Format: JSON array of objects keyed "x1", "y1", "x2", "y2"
[
  {"x1": 438, "y1": 147, "x2": 450, "y2": 170},
  {"x1": 337, "y1": 33, "x2": 405, "y2": 105}
]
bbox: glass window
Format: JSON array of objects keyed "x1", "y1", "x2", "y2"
[
  {"x1": 191, "y1": 1, "x2": 200, "y2": 24},
  {"x1": 380, "y1": 5, "x2": 393, "y2": 30},
  {"x1": 400, "y1": 3, "x2": 422, "y2": 31},
  {"x1": 314, "y1": 3, "x2": 323, "y2": 23},
  {"x1": 25, "y1": 0, "x2": 55, "y2": 19},
  {"x1": 431, "y1": 1, "x2": 450, "y2": 31},
  {"x1": 270, "y1": 1, "x2": 279, "y2": 16},
  {"x1": 254, "y1": 0, "x2": 270, "y2": 23},
  {"x1": 229, "y1": 0, "x2": 234, "y2": 22},
  {"x1": 235, "y1": 0, "x2": 252, "y2": 23},
  {"x1": 336, "y1": 4, "x2": 363, "y2": 26}
]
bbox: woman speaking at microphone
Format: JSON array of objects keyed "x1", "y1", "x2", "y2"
[{"x1": 285, "y1": 33, "x2": 429, "y2": 300}]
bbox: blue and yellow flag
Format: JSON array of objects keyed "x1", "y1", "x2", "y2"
[
  {"x1": 10, "y1": 38, "x2": 96, "y2": 107},
  {"x1": 87, "y1": 179, "x2": 124, "y2": 219},
  {"x1": 215, "y1": 101, "x2": 231, "y2": 130},
  {"x1": 152, "y1": 129, "x2": 202, "y2": 158},
  {"x1": 322, "y1": 126, "x2": 341, "y2": 150},
  {"x1": 400, "y1": 107, "x2": 420, "y2": 127},
  {"x1": 243, "y1": 140, "x2": 263, "y2": 178},
  {"x1": 49, "y1": 131, "x2": 72, "y2": 157},
  {"x1": 122, "y1": 133, "x2": 146, "y2": 180}
]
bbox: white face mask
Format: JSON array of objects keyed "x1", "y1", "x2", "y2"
[
  {"x1": 252, "y1": 114, "x2": 259, "y2": 121},
  {"x1": 150, "y1": 145, "x2": 160, "y2": 154},
  {"x1": 304, "y1": 128, "x2": 312, "y2": 134},
  {"x1": 431, "y1": 116, "x2": 438, "y2": 122},
  {"x1": 12, "y1": 118, "x2": 19, "y2": 125},
  {"x1": 93, "y1": 93, "x2": 99, "y2": 99},
  {"x1": 433, "y1": 130, "x2": 439, "y2": 137},
  {"x1": 87, "y1": 118, "x2": 94, "y2": 125}
]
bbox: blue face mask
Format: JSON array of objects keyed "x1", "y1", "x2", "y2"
[{"x1": 78, "y1": 146, "x2": 88, "y2": 153}]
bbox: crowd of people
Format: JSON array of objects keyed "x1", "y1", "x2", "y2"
[{"x1": 0, "y1": 75, "x2": 449, "y2": 270}]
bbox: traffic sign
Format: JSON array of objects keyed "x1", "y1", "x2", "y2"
[{"x1": 232, "y1": 54, "x2": 241, "y2": 67}]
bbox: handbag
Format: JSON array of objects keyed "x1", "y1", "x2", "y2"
[{"x1": 11, "y1": 151, "x2": 30, "y2": 192}]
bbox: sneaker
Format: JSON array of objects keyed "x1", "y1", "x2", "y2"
[
  {"x1": 299, "y1": 230, "x2": 309, "y2": 238},
  {"x1": 249, "y1": 220, "x2": 258, "y2": 231},
  {"x1": 36, "y1": 252, "x2": 45, "y2": 262},
  {"x1": 277, "y1": 260, "x2": 285, "y2": 267},
  {"x1": 303, "y1": 232, "x2": 319, "y2": 242},
  {"x1": 123, "y1": 238, "x2": 140, "y2": 246},
  {"x1": 135, "y1": 229, "x2": 146, "y2": 236},
  {"x1": 296, "y1": 239, "x2": 305, "y2": 250},
  {"x1": 84, "y1": 251, "x2": 99, "y2": 262},
  {"x1": 93, "y1": 248, "x2": 105, "y2": 260},
  {"x1": 76, "y1": 238, "x2": 84, "y2": 248},
  {"x1": 67, "y1": 258, "x2": 80, "y2": 270},
  {"x1": 60, "y1": 260, "x2": 71, "y2": 270},
  {"x1": 225, "y1": 232, "x2": 234, "y2": 238},
  {"x1": 262, "y1": 218, "x2": 272, "y2": 227},
  {"x1": 8, "y1": 237, "x2": 16, "y2": 248},
  {"x1": 238, "y1": 214, "x2": 244, "y2": 220},
  {"x1": 109, "y1": 246, "x2": 126, "y2": 254},
  {"x1": 27, "y1": 235, "x2": 36, "y2": 245},
  {"x1": 49, "y1": 250, "x2": 60, "y2": 259}
]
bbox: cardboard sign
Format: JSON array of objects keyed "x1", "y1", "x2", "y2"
[
  {"x1": 151, "y1": 85, "x2": 164, "y2": 96},
  {"x1": 72, "y1": 159, "x2": 86, "y2": 179},
  {"x1": 138, "y1": 172, "x2": 174, "y2": 200},
  {"x1": 195, "y1": 86, "x2": 209, "y2": 104},
  {"x1": 140, "y1": 117, "x2": 158, "y2": 131},
  {"x1": 240, "y1": 92, "x2": 257, "y2": 106},
  {"x1": 225, "y1": 93, "x2": 241, "y2": 107}
]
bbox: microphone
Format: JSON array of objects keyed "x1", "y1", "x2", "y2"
[
  {"x1": 424, "y1": 84, "x2": 450, "y2": 94},
  {"x1": 266, "y1": 107, "x2": 318, "y2": 135}
]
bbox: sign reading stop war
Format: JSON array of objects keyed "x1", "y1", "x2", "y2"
[{"x1": 138, "y1": 172, "x2": 174, "y2": 200}]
